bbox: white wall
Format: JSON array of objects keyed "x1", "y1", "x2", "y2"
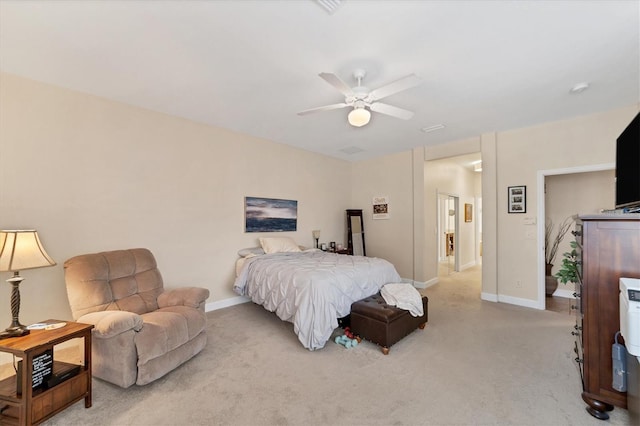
[{"x1": 0, "y1": 73, "x2": 352, "y2": 324}]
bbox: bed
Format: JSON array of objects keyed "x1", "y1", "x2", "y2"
[{"x1": 233, "y1": 238, "x2": 402, "y2": 350}]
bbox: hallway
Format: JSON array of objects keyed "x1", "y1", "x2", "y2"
[{"x1": 434, "y1": 262, "x2": 573, "y2": 315}]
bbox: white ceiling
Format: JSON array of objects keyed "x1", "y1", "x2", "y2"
[{"x1": 1, "y1": 1, "x2": 638, "y2": 162}]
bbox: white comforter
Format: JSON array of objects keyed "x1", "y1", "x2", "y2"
[{"x1": 233, "y1": 251, "x2": 401, "y2": 350}]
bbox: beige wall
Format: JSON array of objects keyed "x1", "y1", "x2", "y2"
[
  {"x1": 350, "y1": 150, "x2": 415, "y2": 281},
  {"x1": 0, "y1": 73, "x2": 351, "y2": 324},
  {"x1": 480, "y1": 132, "x2": 498, "y2": 299},
  {"x1": 2, "y1": 72, "x2": 637, "y2": 326},
  {"x1": 545, "y1": 170, "x2": 615, "y2": 294},
  {"x1": 424, "y1": 156, "x2": 479, "y2": 274},
  {"x1": 496, "y1": 106, "x2": 638, "y2": 305},
  {"x1": 357, "y1": 106, "x2": 637, "y2": 308}
]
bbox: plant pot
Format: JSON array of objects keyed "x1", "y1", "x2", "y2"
[{"x1": 545, "y1": 263, "x2": 558, "y2": 297}]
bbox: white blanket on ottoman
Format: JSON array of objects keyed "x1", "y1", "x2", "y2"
[{"x1": 381, "y1": 283, "x2": 424, "y2": 317}]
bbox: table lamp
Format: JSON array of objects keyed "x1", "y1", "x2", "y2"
[
  {"x1": 0, "y1": 230, "x2": 56, "y2": 337},
  {"x1": 312, "y1": 230, "x2": 321, "y2": 249}
]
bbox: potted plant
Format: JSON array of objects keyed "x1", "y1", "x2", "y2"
[
  {"x1": 555, "y1": 240, "x2": 580, "y2": 286},
  {"x1": 544, "y1": 217, "x2": 573, "y2": 296}
]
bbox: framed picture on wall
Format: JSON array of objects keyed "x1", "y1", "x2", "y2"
[
  {"x1": 464, "y1": 203, "x2": 473, "y2": 222},
  {"x1": 508, "y1": 186, "x2": 526, "y2": 213},
  {"x1": 244, "y1": 197, "x2": 298, "y2": 232}
]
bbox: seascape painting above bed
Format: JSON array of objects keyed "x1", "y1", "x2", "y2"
[
  {"x1": 244, "y1": 197, "x2": 297, "y2": 232},
  {"x1": 233, "y1": 237, "x2": 402, "y2": 350}
]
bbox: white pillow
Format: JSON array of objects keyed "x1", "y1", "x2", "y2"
[{"x1": 259, "y1": 237, "x2": 302, "y2": 254}]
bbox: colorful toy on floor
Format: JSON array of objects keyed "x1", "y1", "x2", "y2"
[
  {"x1": 334, "y1": 334, "x2": 358, "y2": 348},
  {"x1": 343, "y1": 327, "x2": 362, "y2": 343},
  {"x1": 344, "y1": 327, "x2": 355, "y2": 339}
]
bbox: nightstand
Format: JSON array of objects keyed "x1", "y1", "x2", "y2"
[{"x1": 0, "y1": 320, "x2": 93, "y2": 425}]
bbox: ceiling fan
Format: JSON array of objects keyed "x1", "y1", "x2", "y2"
[{"x1": 297, "y1": 69, "x2": 422, "y2": 127}]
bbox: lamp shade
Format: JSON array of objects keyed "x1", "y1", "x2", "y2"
[
  {"x1": 0, "y1": 230, "x2": 56, "y2": 272},
  {"x1": 312, "y1": 230, "x2": 321, "y2": 239},
  {"x1": 348, "y1": 107, "x2": 371, "y2": 127}
]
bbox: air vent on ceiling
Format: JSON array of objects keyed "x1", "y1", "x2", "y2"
[
  {"x1": 340, "y1": 146, "x2": 364, "y2": 155},
  {"x1": 421, "y1": 124, "x2": 445, "y2": 133},
  {"x1": 315, "y1": 0, "x2": 344, "y2": 15}
]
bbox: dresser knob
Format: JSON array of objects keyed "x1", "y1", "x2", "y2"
[
  {"x1": 571, "y1": 305, "x2": 578, "y2": 310},
  {"x1": 571, "y1": 331, "x2": 580, "y2": 336},
  {"x1": 571, "y1": 230, "x2": 582, "y2": 237},
  {"x1": 574, "y1": 324, "x2": 582, "y2": 331},
  {"x1": 573, "y1": 292, "x2": 581, "y2": 298}
]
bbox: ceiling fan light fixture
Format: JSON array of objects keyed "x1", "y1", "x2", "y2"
[{"x1": 348, "y1": 107, "x2": 371, "y2": 127}]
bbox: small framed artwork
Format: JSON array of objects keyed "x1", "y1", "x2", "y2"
[
  {"x1": 464, "y1": 203, "x2": 472, "y2": 222},
  {"x1": 372, "y1": 196, "x2": 389, "y2": 220},
  {"x1": 507, "y1": 186, "x2": 526, "y2": 213}
]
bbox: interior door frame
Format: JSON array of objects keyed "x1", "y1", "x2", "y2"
[
  {"x1": 535, "y1": 162, "x2": 614, "y2": 309},
  {"x1": 437, "y1": 191, "x2": 460, "y2": 272}
]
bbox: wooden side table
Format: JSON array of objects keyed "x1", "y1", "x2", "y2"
[{"x1": 0, "y1": 320, "x2": 93, "y2": 425}]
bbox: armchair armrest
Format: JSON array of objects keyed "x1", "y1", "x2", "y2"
[
  {"x1": 77, "y1": 311, "x2": 144, "y2": 339},
  {"x1": 157, "y1": 286, "x2": 210, "y2": 309}
]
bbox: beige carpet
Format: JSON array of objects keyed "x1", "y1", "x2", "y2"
[{"x1": 42, "y1": 265, "x2": 631, "y2": 425}]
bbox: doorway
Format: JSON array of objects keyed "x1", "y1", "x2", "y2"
[
  {"x1": 536, "y1": 163, "x2": 615, "y2": 310},
  {"x1": 437, "y1": 192, "x2": 459, "y2": 275},
  {"x1": 425, "y1": 152, "x2": 482, "y2": 293}
]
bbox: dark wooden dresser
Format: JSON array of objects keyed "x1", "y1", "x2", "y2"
[{"x1": 574, "y1": 214, "x2": 640, "y2": 419}]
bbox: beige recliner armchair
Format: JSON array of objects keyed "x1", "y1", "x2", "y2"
[{"x1": 64, "y1": 248, "x2": 209, "y2": 388}]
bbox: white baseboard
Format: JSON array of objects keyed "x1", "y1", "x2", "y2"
[
  {"x1": 409, "y1": 280, "x2": 426, "y2": 289},
  {"x1": 218, "y1": 289, "x2": 543, "y2": 312},
  {"x1": 481, "y1": 292, "x2": 498, "y2": 302},
  {"x1": 403, "y1": 277, "x2": 438, "y2": 289},
  {"x1": 460, "y1": 261, "x2": 476, "y2": 271},
  {"x1": 205, "y1": 295, "x2": 250, "y2": 312},
  {"x1": 481, "y1": 292, "x2": 543, "y2": 310},
  {"x1": 423, "y1": 277, "x2": 439, "y2": 288},
  {"x1": 497, "y1": 294, "x2": 542, "y2": 310},
  {"x1": 207, "y1": 275, "x2": 440, "y2": 312}
]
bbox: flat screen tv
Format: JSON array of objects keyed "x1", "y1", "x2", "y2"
[{"x1": 615, "y1": 112, "x2": 640, "y2": 211}]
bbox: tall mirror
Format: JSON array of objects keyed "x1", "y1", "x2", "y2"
[{"x1": 346, "y1": 209, "x2": 366, "y2": 256}]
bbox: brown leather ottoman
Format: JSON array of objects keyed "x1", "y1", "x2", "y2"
[{"x1": 350, "y1": 293, "x2": 428, "y2": 354}]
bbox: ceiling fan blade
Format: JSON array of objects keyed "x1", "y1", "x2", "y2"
[
  {"x1": 369, "y1": 74, "x2": 422, "y2": 101},
  {"x1": 319, "y1": 72, "x2": 353, "y2": 97},
  {"x1": 369, "y1": 102, "x2": 415, "y2": 120},
  {"x1": 297, "y1": 103, "x2": 348, "y2": 116}
]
